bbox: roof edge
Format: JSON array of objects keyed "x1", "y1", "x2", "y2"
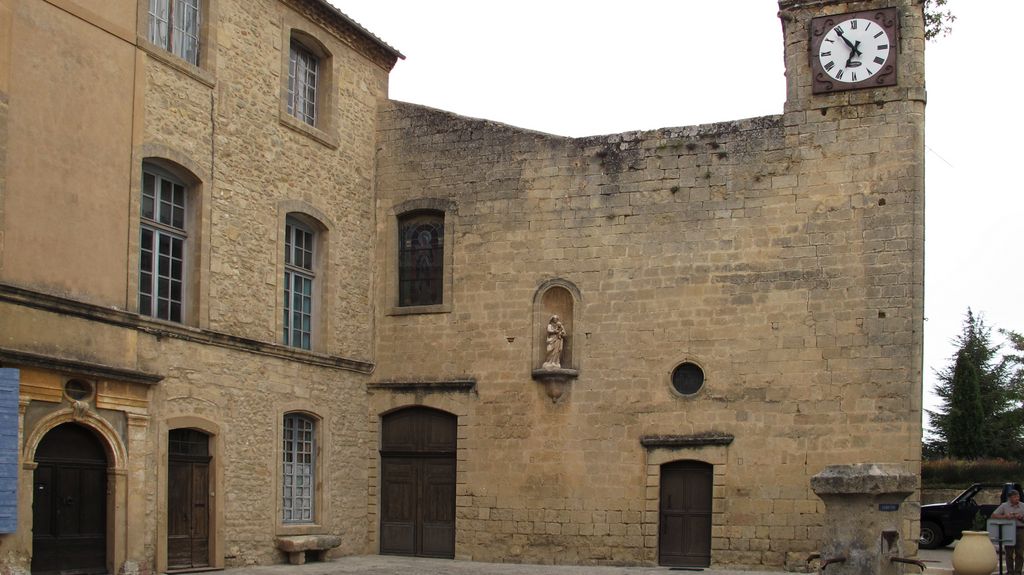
[{"x1": 310, "y1": 0, "x2": 405, "y2": 60}]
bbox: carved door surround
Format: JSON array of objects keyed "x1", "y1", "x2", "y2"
[{"x1": 24, "y1": 407, "x2": 130, "y2": 575}]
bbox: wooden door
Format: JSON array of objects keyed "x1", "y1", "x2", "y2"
[
  {"x1": 659, "y1": 461, "x2": 713, "y2": 567},
  {"x1": 380, "y1": 408, "x2": 456, "y2": 558},
  {"x1": 32, "y1": 423, "x2": 108, "y2": 575},
  {"x1": 167, "y1": 429, "x2": 211, "y2": 570}
]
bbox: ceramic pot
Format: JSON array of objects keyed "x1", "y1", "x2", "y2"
[{"x1": 952, "y1": 530, "x2": 998, "y2": 575}]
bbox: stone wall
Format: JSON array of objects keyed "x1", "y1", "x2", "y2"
[
  {"x1": 371, "y1": 3, "x2": 925, "y2": 560},
  {"x1": 140, "y1": 0, "x2": 390, "y2": 358},
  {"x1": 0, "y1": 0, "x2": 394, "y2": 572}
]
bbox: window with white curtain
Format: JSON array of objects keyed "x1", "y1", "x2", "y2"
[{"x1": 148, "y1": 0, "x2": 200, "y2": 65}]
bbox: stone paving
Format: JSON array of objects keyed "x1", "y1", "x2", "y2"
[{"x1": 218, "y1": 556, "x2": 783, "y2": 575}]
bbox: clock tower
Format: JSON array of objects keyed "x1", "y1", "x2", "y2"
[{"x1": 778, "y1": 0, "x2": 927, "y2": 112}]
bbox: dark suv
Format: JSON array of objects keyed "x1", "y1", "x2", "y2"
[{"x1": 920, "y1": 482, "x2": 1024, "y2": 549}]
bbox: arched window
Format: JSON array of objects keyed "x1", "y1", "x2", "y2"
[
  {"x1": 287, "y1": 39, "x2": 319, "y2": 126},
  {"x1": 139, "y1": 163, "x2": 190, "y2": 323},
  {"x1": 283, "y1": 29, "x2": 333, "y2": 133},
  {"x1": 283, "y1": 216, "x2": 316, "y2": 349},
  {"x1": 282, "y1": 413, "x2": 316, "y2": 523},
  {"x1": 398, "y1": 211, "x2": 444, "y2": 307}
]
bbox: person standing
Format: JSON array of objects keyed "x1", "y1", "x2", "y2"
[{"x1": 993, "y1": 489, "x2": 1024, "y2": 575}]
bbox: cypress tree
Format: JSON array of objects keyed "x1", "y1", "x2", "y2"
[
  {"x1": 927, "y1": 309, "x2": 1017, "y2": 459},
  {"x1": 945, "y1": 350, "x2": 985, "y2": 458}
]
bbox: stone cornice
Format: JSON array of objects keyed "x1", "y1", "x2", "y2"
[
  {"x1": 0, "y1": 283, "x2": 374, "y2": 374},
  {"x1": 0, "y1": 347, "x2": 163, "y2": 386},
  {"x1": 640, "y1": 433, "x2": 735, "y2": 449},
  {"x1": 367, "y1": 379, "x2": 477, "y2": 394},
  {"x1": 777, "y1": 0, "x2": 913, "y2": 12}
]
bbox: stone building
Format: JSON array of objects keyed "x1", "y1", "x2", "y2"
[{"x1": 0, "y1": 0, "x2": 924, "y2": 572}]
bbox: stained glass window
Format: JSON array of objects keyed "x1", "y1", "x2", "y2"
[{"x1": 398, "y1": 212, "x2": 444, "y2": 307}]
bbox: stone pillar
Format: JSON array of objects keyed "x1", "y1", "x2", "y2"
[
  {"x1": 810, "y1": 463, "x2": 916, "y2": 575},
  {"x1": 123, "y1": 413, "x2": 151, "y2": 574}
]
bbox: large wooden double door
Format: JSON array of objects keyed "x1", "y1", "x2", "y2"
[
  {"x1": 659, "y1": 460, "x2": 713, "y2": 567},
  {"x1": 167, "y1": 428, "x2": 211, "y2": 570},
  {"x1": 32, "y1": 423, "x2": 108, "y2": 575},
  {"x1": 380, "y1": 407, "x2": 456, "y2": 558}
]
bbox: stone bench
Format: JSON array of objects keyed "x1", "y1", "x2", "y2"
[{"x1": 275, "y1": 535, "x2": 341, "y2": 565}]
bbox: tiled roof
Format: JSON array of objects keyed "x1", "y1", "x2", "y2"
[{"x1": 312, "y1": 0, "x2": 405, "y2": 60}]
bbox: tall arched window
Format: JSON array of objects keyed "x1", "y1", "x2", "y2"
[
  {"x1": 398, "y1": 211, "x2": 444, "y2": 307},
  {"x1": 282, "y1": 413, "x2": 316, "y2": 523},
  {"x1": 283, "y1": 216, "x2": 316, "y2": 349},
  {"x1": 140, "y1": 164, "x2": 189, "y2": 323}
]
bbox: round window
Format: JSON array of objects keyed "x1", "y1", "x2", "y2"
[
  {"x1": 671, "y1": 362, "x2": 705, "y2": 396},
  {"x1": 64, "y1": 379, "x2": 94, "y2": 401}
]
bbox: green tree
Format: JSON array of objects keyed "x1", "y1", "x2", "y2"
[
  {"x1": 1003, "y1": 329, "x2": 1024, "y2": 387},
  {"x1": 924, "y1": 0, "x2": 956, "y2": 41},
  {"x1": 944, "y1": 349, "x2": 985, "y2": 457},
  {"x1": 927, "y1": 310, "x2": 1016, "y2": 459}
]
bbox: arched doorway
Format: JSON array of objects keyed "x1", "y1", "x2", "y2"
[
  {"x1": 659, "y1": 460, "x2": 713, "y2": 567},
  {"x1": 32, "y1": 423, "x2": 108, "y2": 575},
  {"x1": 379, "y1": 407, "x2": 456, "y2": 558},
  {"x1": 167, "y1": 428, "x2": 211, "y2": 570}
]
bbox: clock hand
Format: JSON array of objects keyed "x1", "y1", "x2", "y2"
[
  {"x1": 845, "y1": 40, "x2": 863, "y2": 67},
  {"x1": 838, "y1": 33, "x2": 857, "y2": 51}
]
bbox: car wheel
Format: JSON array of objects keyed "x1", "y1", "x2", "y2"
[{"x1": 920, "y1": 521, "x2": 943, "y2": 549}]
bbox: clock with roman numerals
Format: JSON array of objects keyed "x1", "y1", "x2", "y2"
[{"x1": 810, "y1": 8, "x2": 899, "y2": 94}]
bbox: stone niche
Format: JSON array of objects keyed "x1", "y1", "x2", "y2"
[{"x1": 531, "y1": 279, "x2": 580, "y2": 401}]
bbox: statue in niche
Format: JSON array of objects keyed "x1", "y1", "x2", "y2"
[{"x1": 543, "y1": 315, "x2": 567, "y2": 369}]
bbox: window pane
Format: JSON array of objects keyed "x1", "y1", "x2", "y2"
[
  {"x1": 140, "y1": 228, "x2": 154, "y2": 273},
  {"x1": 182, "y1": 0, "x2": 200, "y2": 65},
  {"x1": 172, "y1": 205, "x2": 185, "y2": 230},
  {"x1": 283, "y1": 220, "x2": 314, "y2": 349},
  {"x1": 143, "y1": 229, "x2": 186, "y2": 322},
  {"x1": 148, "y1": 0, "x2": 169, "y2": 48},
  {"x1": 285, "y1": 224, "x2": 294, "y2": 266},
  {"x1": 398, "y1": 212, "x2": 444, "y2": 306},
  {"x1": 140, "y1": 167, "x2": 188, "y2": 323},
  {"x1": 288, "y1": 41, "x2": 318, "y2": 126},
  {"x1": 142, "y1": 173, "x2": 155, "y2": 219},
  {"x1": 282, "y1": 414, "x2": 315, "y2": 523}
]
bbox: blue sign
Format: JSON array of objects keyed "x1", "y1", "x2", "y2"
[
  {"x1": 878, "y1": 503, "x2": 899, "y2": 512},
  {"x1": 0, "y1": 369, "x2": 19, "y2": 533}
]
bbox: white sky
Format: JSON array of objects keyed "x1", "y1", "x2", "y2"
[{"x1": 332, "y1": 1, "x2": 1024, "y2": 431}]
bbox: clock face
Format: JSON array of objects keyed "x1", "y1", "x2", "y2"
[
  {"x1": 818, "y1": 18, "x2": 891, "y2": 84},
  {"x1": 810, "y1": 8, "x2": 899, "y2": 94}
]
